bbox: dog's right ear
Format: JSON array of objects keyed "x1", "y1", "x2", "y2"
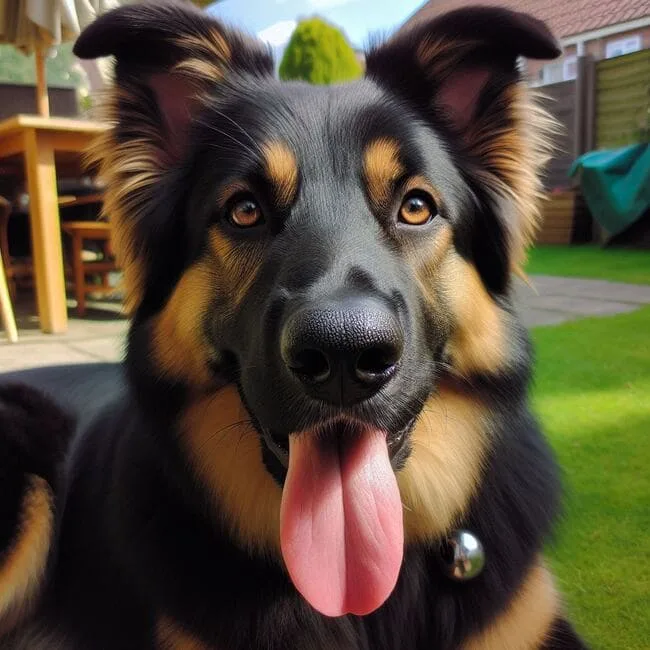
[
  {"x1": 74, "y1": 1, "x2": 272, "y2": 163},
  {"x1": 73, "y1": 1, "x2": 273, "y2": 314}
]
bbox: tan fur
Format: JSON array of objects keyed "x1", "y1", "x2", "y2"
[
  {"x1": 363, "y1": 138, "x2": 404, "y2": 211},
  {"x1": 469, "y1": 85, "x2": 557, "y2": 273},
  {"x1": 262, "y1": 142, "x2": 299, "y2": 207},
  {"x1": 173, "y1": 30, "x2": 231, "y2": 88},
  {"x1": 441, "y1": 254, "x2": 510, "y2": 377},
  {"x1": 208, "y1": 230, "x2": 264, "y2": 310},
  {"x1": 151, "y1": 261, "x2": 218, "y2": 387},
  {"x1": 411, "y1": 240, "x2": 509, "y2": 377},
  {"x1": 86, "y1": 88, "x2": 162, "y2": 314},
  {"x1": 157, "y1": 617, "x2": 212, "y2": 650},
  {"x1": 180, "y1": 385, "x2": 282, "y2": 556},
  {"x1": 0, "y1": 476, "x2": 54, "y2": 635},
  {"x1": 399, "y1": 385, "x2": 490, "y2": 543},
  {"x1": 150, "y1": 228, "x2": 264, "y2": 386},
  {"x1": 462, "y1": 562, "x2": 559, "y2": 650}
]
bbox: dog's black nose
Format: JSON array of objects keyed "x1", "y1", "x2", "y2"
[{"x1": 281, "y1": 298, "x2": 403, "y2": 405}]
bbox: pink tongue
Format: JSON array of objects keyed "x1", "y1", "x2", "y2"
[{"x1": 280, "y1": 430, "x2": 404, "y2": 617}]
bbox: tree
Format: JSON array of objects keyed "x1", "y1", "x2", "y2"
[{"x1": 279, "y1": 18, "x2": 362, "y2": 85}]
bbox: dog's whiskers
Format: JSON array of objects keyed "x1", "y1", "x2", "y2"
[
  {"x1": 195, "y1": 419, "x2": 255, "y2": 454},
  {"x1": 208, "y1": 108, "x2": 264, "y2": 156},
  {"x1": 195, "y1": 118, "x2": 260, "y2": 160}
]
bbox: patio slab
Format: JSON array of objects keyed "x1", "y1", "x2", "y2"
[
  {"x1": 520, "y1": 275, "x2": 650, "y2": 304},
  {"x1": 1, "y1": 275, "x2": 649, "y2": 372},
  {"x1": 513, "y1": 275, "x2": 650, "y2": 328},
  {"x1": 0, "y1": 296, "x2": 127, "y2": 371}
]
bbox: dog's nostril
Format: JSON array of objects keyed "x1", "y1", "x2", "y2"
[
  {"x1": 290, "y1": 349, "x2": 331, "y2": 384},
  {"x1": 355, "y1": 345, "x2": 400, "y2": 384}
]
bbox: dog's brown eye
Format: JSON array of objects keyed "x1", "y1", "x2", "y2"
[
  {"x1": 229, "y1": 196, "x2": 263, "y2": 228},
  {"x1": 399, "y1": 193, "x2": 437, "y2": 226}
]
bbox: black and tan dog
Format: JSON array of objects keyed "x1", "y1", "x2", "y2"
[{"x1": 0, "y1": 2, "x2": 590, "y2": 648}]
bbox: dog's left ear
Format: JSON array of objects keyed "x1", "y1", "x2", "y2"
[{"x1": 366, "y1": 6, "x2": 561, "y2": 287}]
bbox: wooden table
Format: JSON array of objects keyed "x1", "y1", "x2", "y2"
[{"x1": 0, "y1": 115, "x2": 106, "y2": 333}]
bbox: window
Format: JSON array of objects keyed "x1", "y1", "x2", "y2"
[
  {"x1": 563, "y1": 55, "x2": 578, "y2": 81},
  {"x1": 541, "y1": 61, "x2": 564, "y2": 85},
  {"x1": 605, "y1": 35, "x2": 642, "y2": 59},
  {"x1": 535, "y1": 56, "x2": 576, "y2": 86}
]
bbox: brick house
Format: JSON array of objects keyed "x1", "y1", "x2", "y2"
[{"x1": 401, "y1": 0, "x2": 650, "y2": 85}]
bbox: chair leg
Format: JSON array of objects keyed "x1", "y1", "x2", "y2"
[
  {"x1": 71, "y1": 235, "x2": 86, "y2": 317},
  {"x1": 0, "y1": 254, "x2": 18, "y2": 343},
  {"x1": 7, "y1": 273, "x2": 17, "y2": 304}
]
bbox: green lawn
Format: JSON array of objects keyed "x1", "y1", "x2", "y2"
[
  {"x1": 531, "y1": 305, "x2": 650, "y2": 649},
  {"x1": 526, "y1": 245, "x2": 650, "y2": 285}
]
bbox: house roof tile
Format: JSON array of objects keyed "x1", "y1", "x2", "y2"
[{"x1": 403, "y1": 0, "x2": 650, "y2": 40}]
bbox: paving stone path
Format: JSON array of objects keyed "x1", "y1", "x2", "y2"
[{"x1": 513, "y1": 275, "x2": 650, "y2": 328}]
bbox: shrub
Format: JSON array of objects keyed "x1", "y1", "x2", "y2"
[{"x1": 279, "y1": 18, "x2": 362, "y2": 85}]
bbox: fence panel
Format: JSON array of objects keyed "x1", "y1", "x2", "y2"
[{"x1": 596, "y1": 49, "x2": 650, "y2": 149}]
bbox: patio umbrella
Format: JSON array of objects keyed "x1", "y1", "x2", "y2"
[
  {"x1": 0, "y1": 0, "x2": 130, "y2": 116},
  {"x1": 0, "y1": 0, "x2": 216, "y2": 117}
]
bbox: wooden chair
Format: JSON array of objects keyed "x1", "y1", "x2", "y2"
[
  {"x1": 61, "y1": 218, "x2": 118, "y2": 317},
  {"x1": 0, "y1": 196, "x2": 34, "y2": 300},
  {"x1": 1, "y1": 190, "x2": 118, "y2": 318},
  {"x1": 0, "y1": 197, "x2": 18, "y2": 342}
]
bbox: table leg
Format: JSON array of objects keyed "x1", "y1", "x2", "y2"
[{"x1": 23, "y1": 130, "x2": 68, "y2": 333}]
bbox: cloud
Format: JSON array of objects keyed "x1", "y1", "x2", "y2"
[
  {"x1": 308, "y1": 0, "x2": 359, "y2": 8},
  {"x1": 257, "y1": 20, "x2": 298, "y2": 47}
]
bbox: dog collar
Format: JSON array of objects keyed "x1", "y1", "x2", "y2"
[{"x1": 438, "y1": 529, "x2": 486, "y2": 581}]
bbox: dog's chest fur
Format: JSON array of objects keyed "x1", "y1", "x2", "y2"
[{"x1": 6, "y1": 399, "x2": 556, "y2": 650}]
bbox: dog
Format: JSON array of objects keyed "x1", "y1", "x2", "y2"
[{"x1": 0, "y1": 2, "x2": 590, "y2": 648}]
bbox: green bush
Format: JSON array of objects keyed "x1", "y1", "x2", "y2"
[{"x1": 279, "y1": 18, "x2": 362, "y2": 85}]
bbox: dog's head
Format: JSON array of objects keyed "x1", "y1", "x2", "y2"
[{"x1": 75, "y1": 1, "x2": 559, "y2": 618}]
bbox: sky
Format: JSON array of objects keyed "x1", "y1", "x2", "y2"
[{"x1": 207, "y1": 0, "x2": 425, "y2": 57}]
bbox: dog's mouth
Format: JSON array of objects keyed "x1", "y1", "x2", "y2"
[
  {"x1": 260, "y1": 417, "x2": 414, "y2": 619},
  {"x1": 262, "y1": 417, "x2": 414, "y2": 470}
]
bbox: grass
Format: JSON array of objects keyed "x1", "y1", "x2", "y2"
[
  {"x1": 530, "y1": 305, "x2": 650, "y2": 649},
  {"x1": 525, "y1": 245, "x2": 650, "y2": 285}
]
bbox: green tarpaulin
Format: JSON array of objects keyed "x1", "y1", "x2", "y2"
[{"x1": 569, "y1": 143, "x2": 650, "y2": 237}]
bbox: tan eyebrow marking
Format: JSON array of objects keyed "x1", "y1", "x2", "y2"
[
  {"x1": 262, "y1": 141, "x2": 299, "y2": 207},
  {"x1": 363, "y1": 137, "x2": 404, "y2": 211}
]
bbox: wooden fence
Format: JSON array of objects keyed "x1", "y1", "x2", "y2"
[
  {"x1": 533, "y1": 49, "x2": 650, "y2": 244},
  {"x1": 596, "y1": 49, "x2": 650, "y2": 149}
]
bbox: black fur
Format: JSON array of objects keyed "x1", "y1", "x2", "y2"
[
  {"x1": 0, "y1": 2, "x2": 589, "y2": 648},
  {"x1": 0, "y1": 384, "x2": 73, "y2": 552},
  {"x1": 0, "y1": 367, "x2": 572, "y2": 649}
]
